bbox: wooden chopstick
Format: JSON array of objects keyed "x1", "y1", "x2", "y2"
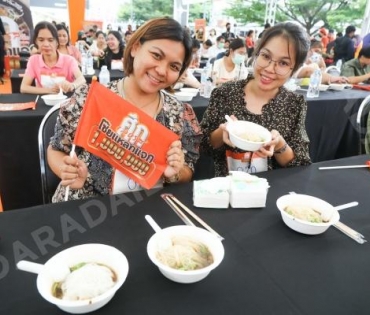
[
  {"x1": 164, "y1": 193, "x2": 224, "y2": 241},
  {"x1": 161, "y1": 194, "x2": 195, "y2": 227}
]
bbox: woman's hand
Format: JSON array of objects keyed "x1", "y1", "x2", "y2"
[
  {"x1": 164, "y1": 140, "x2": 185, "y2": 179},
  {"x1": 329, "y1": 76, "x2": 348, "y2": 84},
  {"x1": 59, "y1": 154, "x2": 88, "y2": 189},
  {"x1": 257, "y1": 129, "x2": 281, "y2": 157},
  {"x1": 60, "y1": 80, "x2": 74, "y2": 93},
  {"x1": 50, "y1": 84, "x2": 60, "y2": 94},
  {"x1": 220, "y1": 114, "x2": 237, "y2": 147}
]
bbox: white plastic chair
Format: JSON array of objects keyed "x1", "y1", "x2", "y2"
[
  {"x1": 356, "y1": 95, "x2": 370, "y2": 154},
  {"x1": 325, "y1": 65, "x2": 340, "y2": 76}
]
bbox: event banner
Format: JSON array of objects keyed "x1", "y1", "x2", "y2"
[
  {"x1": 73, "y1": 82, "x2": 179, "y2": 189},
  {"x1": 0, "y1": 0, "x2": 33, "y2": 55}
]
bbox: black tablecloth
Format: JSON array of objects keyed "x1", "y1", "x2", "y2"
[
  {"x1": 10, "y1": 69, "x2": 124, "y2": 93},
  {"x1": 0, "y1": 94, "x2": 51, "y2": 210},
  {"x1": 0, "y1": 155, "x2": 369, "y2": 315},
  {"x1": 189, "y1": 88, "x2": 370, "y2": 163}
]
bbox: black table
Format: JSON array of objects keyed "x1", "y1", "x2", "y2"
[
  {"x1": 0, "y1": 155, "x2": 369, "y2": 315},
  {"x1": 10, "y1": 69, "x2": 124, "y2": 93},
  {"x1": 0, "y1": 94, "x2": 51, "y2": 210},
  {"x1": 189, "y1": 88, "x2": 370, "y2": 163}
]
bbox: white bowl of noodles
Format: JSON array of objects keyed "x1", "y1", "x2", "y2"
[
  {"x1": 276, "y1": 194, "x2": 340, "y2": 235},
  {"x1": 147, "y1": 226, "x2": 224, "y2": 284},
  {"x1": 24, "y1": 244, "x2": 129, "y2": 314},
  {"x1": 227, "y1": 120, "x2": 272, "y2": 152}
]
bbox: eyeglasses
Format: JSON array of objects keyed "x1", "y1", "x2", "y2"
[{"x1": 255, "y1": 51, "x2": 293, "y2": 76}]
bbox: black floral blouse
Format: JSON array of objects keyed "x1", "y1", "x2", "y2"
[
  {"x1": 50, "y1": 80, "x2": 202, "y2": 202},
  {"x1": 200, "y1": 74, "x2": 311, "y2": 177}
]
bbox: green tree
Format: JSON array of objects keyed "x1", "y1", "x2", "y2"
[
  {"x1": 224, "y1": 0, "x2": 265, "y2": 25},
  {"x1": 225, "y1": 0, "x2": 366, "y2": 35},
  {"x1": 117, "y1": 0, "x2": 173, "y2": 25}
]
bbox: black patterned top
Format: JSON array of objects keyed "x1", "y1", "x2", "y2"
[
  {"x1": 200, "y1": 74, "x2": 311, "y2": 177},
  {"x1": 50, "y1": 80, "x2": 202, "y2": 202}
]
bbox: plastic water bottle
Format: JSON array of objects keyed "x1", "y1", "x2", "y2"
[
  {"x1": 307, "y1": 69, "x2": 322, "y2": 98},
  {"x1": 200, "y1": 67, "x2": 208, "y2": 97},
  {"x1": 99, "y1": 66, "x2": 110, "y2": 86},
  {"x1": 81, "y1": 52, "x2": 87, "y2": 75},
  {"x1": 204, "y1": 78, "x2": 213, "y2": 98},
  {"x1": 336, "y1": 59, "x2": 342, "y2": 70},
  {"x1": 86, "y1": 51, "x2": 94, "y2": 74}
]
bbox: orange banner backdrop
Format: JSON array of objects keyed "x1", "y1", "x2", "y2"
[
  {"x1": 73, "y1": 82, "x2": 179, "y2": 189},
  {"x1": 68, "y1": 0, "x2": 85, "y2": 45}
]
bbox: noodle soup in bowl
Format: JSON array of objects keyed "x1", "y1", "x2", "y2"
[
  {"x1": 32, "y1": 244, "x2": 129, "y2": 314},
  {"x1": 227, "y1": 120, "x2": 272, "y2": 152},
  {"x1": 147, "y1": 226, "x2": 224, "y2": 284}
]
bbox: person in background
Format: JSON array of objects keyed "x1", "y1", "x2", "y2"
[
  {"x1": 201, "y1": 22, "x2": 312, "y2": 177},
  {"x1": 124, "y1": 31, "x2": 132, "y2": 45},
  {"x1": 199, "y1": 39, "x2": 213, "y2": 59},
  {"x1": 294, "y1": 40, "x2": 347, "y2": 84},
  {"x1": 333, "y1": 25, "x2": 356, "y2": 63},
  {"x1": 56, "y1": 24, "x2": 81, "y2": 64},
  {"x1": 340, "y1": 46, "x2": 370, "y2": 84},
  {"x1": 100, "y1": 30, "x2": 125, "y2": 70},
  {"x1": 189, "y1": 38, "x2": 201, "y2": 68},
  {"x1": 222, "y1": 22, "x2": 235, "y2": 40},
  {"x1": 208, "y1": 28, "x2": 217, "y2": 45},
  {"x1": 258, "y1": 23, "x2": 271, "y2": 39},
  {"x1": 245, "y1": 30, "x2": 255, "y2": 56},
  {"x1": 208, "y1": 35, "x2": 226, "y2": 60},
  {"x1": 174, "y1": 69, "x2": 201, "y2": 89},
  {"x1": 47, "y1": 17, "x2": 202, "y2": 202},
  {"x1": 319, "y1": 27, "x2": 329, "y2": 52},
  {"x1": 216, "y1": 39, "x2": 230, "y2": 59},
  {"x1": 75, "y1": 30, "x2": 90, "y2": 52},
  {"x1": 21, "y1": 21, "x2": 85, "y2": 95},
  {"x1": 212, "y1": 38, "x2": 248, "y2": 86},
  {"x1": 89, "y1": 31, "x2": 107, "y2": 67}
]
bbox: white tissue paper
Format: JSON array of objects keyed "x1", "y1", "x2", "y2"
[
  {"x1": 229, "y1": 171, "x2": 269, "y2": 208},
  {"x1": 193, "y1": 177, "x2": 230, "y2": 208}
]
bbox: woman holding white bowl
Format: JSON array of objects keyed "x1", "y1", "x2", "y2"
[{"x1": 201, "y1": 22, "x2": 312, "y2": 176}]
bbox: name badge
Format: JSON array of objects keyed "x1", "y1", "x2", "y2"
[
  {"x1": 111, "y1": 169, "x2": 163, "y2": 195},
  {"x1": 226, "y1": 150, "x2": 268, "y2": 174}
]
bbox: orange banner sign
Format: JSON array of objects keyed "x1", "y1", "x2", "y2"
[{"x1": 73, "y1": 82, "x2": 179, "y2": 189}]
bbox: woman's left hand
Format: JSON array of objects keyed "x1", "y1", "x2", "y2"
[
  {"x1": 60, "y1": 80, "x2": 75, "y2": 93},
  {"x1": 329, "y1": 76, "x2": 349, "y2": 84},
  {"x1": 164, "y1": 140, "x2": 185, "y2": 179},
  {"x1": 257, "y1": 129, "x2": 281, "y2": 157}
]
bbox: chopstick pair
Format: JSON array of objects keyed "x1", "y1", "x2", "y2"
[
  {"x1": 161, "y1": 193, "x2": 224, "y2": 241},
  {"x1": 333, "y1": 221, "x2": 367, "y2": 244}
]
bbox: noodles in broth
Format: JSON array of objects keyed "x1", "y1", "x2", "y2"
[{"x1": 156, "y1": 236, "x2": 213, "y2": 271}]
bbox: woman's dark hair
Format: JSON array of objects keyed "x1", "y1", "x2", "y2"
[
  {"x1": 95, "y1": 30, "x2": 106, "y2": 39},
  {"x1": 247, "y1": 30, "x2": 254, "y2": 37},
  {"x1": 225, "y1": 38, "x2": 245, "y2": 56},
  {"x1": 104, "y1": 30, "x2": 125, "y2": 69},
  {"x1": 56, "y1": 24, "x2": 70, "y2": 46},
  {"x1": 204, "y1": 39, "x2": 213, "y2": 47},
  {"x1": 192, "y1": 38, "x2": 201, "y2": 49},
  {"x1": 124, "y1": 17, "x2": 192, "y2": 77},
  {"x1": 254, "y1": 22, "x2": 310, "y2": 74},
  {"x1": 33, "y1": 21, "x2": 59, "y2": 48}
]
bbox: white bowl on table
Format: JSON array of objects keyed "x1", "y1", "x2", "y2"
[
  {"x1": 276, "y1": 194, "x2": 340, "y2": 235},
  {"x1": 147, "y1": 225, "x2": 224, "y2": 284},
  {"x1": 17, "y1": 243, "x2": 129, "y2": 314},
  {"x1": 41, "y1": 94, "x2": 68, "y2": 106},
  {"x1": 226, "y1": 120, "x2": 272, "y2": 152},
  {"x1": 318, "y1": 84, "x2": 329, "y2": 91},
  {"x1": 328, "y1": 83, "x2": 345, "y2": 91},
  {"x1": 174, "y1": 91, "x2": 194, "y2": 102},
  {"x1": 180, "y1": 88, "x2": 199, "y2": 96}
]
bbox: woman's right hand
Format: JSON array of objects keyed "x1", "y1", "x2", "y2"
[
  {"x1": 220, "y1": 114, "x2": 237, "y2": 147},
  {"x1": 50, "y1": 84, "x2": 60, "y2": 94},
  {"x1": 59, "y1": 154, "x2": 88, "y2": 189}
]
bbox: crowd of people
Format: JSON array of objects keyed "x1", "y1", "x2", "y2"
[{"x1": 12, "y1": 17, "x2": 370, "y2": 202}]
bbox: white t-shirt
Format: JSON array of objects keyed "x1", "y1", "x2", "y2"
[{"x1": 212, "y1": 58, "x2": 248, "y2": 84}]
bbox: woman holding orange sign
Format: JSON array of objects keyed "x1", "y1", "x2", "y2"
[{"x1": 47, "y1": 17, "x2": 202, "y2": 202}]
